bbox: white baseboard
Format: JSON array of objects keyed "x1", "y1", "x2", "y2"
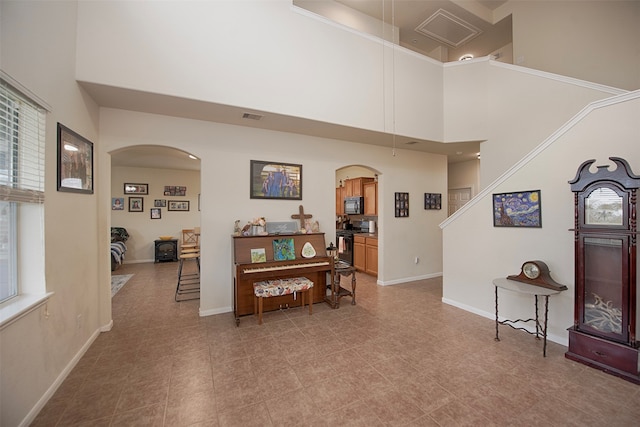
[
  {"x1": 199, "y1": 306, "x2": 232, "y2": 317},
  {"x1": 378, "y1": 272, "x2": 442, "y2": 286}
]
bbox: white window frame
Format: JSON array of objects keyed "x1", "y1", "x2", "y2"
[{"x1": 0, "y1": 71, "x2": 51, "y2": 329}]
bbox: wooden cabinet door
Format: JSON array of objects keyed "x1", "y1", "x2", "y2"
[
  {"x1": 336, "y1": 187, "x2": 345, "y2": 215},
  {"x1": 363, "y1": 182, "x2": 377, "y2": 215},
  {"x1": 344, "y1": 179, "x2": 355, "y2": 197},
  {"x1": 353, "y1": 236, "x2": 366, "y2": 271},
  {"x1": 365, "y1": 238, "x2": 378, "y2": 276}
]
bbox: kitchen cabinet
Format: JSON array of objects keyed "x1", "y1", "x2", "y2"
[
  {"x1": 365, "y1": 237, "x2": 378, "y2": 276},
  {"x1": 363, "y1": 181, "x2": 377, "y2": 215},
  {"x1": 344, "y1": 177, "x2": 374, "y2": 197},
  {"x1": 335, "y1": 186, "x2": 346, "y2": 215},
  {"x1": 354, "y1": 234, "x2": 377, "y2": 276}
]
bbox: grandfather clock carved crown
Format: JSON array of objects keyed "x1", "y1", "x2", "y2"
[{"x1": 565, "y1": 157, "x2": 640, "y2": 384}]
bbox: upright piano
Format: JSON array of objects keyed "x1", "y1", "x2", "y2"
[{"x1": 232, "y1": 232, "x2": 334, "y2": 325}]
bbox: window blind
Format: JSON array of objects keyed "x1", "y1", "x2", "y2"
[{"x1": 0, "y1": 79, "x2": 46, "y2": 204}]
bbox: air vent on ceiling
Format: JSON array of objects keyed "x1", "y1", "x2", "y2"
[
  {"x1": 242, "y1": 112, "x2": 263, "y2": 121},
  {"x1": 415, "y1": 9, "x2": 482, "y2": 48}
]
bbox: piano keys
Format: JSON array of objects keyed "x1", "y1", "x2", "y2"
[{"x1": 232, "y1": 233, "x2": 334, "y2": 325}]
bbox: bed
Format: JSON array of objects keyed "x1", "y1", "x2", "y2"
[{"x1": 111, "y1": 227, "x2": 129, "y2": 271}]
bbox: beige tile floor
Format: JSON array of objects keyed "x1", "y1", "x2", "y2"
[{"x1": 32, "y1": 261, "x2": 640, "y2": 426}]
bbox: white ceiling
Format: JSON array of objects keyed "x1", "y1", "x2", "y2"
[
  {"x1": 332, "y1": 0, "x2": 509, "y2": 58},
  {"x1": 107, "y1": 0, "x2": 510, "y2": 171}
]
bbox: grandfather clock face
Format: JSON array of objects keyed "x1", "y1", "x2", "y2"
[{"x1": 584, "y1": 187, "x2": 623, "y2": 226}]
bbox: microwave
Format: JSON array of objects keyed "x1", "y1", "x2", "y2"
[{"x1": 344, "y1": 197, "x2": 364, "y2": 215}]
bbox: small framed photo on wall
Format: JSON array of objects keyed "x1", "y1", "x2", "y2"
[
  {"x1": 112, "y1": 197, "x2": 124, "y2": 210},
  {"x1": 128, "y1": 197, "x2": 144, "y2": 212},
  {"x1": 395, "y1": 192, "x2": 409, "y2": 217},
  {"x1": 424, "y1": 193, "x2": 442, "y2": 210},
  {"x1": 168, "y1": 200, "x2": 190, "y2": 211},
  {"x1": 150, "y1": 208, "x2": 161, "y2": 219}
]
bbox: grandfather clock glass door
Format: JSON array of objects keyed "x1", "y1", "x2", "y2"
[{"x1": 580, "y1": 235, "x2": 629, "y2": 343}]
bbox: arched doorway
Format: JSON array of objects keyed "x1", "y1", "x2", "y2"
[
  {"x1": 335, "y1": 165, "x2": 380, "y2": 277},
  {"x1": 109, "y1": 145, "x2": 201, "y2": 293}
]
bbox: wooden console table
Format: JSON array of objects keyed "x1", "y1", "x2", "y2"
[{"x1": 493, "y1": 277, "x2": 562, "y2": 357}]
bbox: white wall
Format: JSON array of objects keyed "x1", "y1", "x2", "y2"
[
  {"x1": 99, "y1": 108, "x2": 448, "y2": 317},
  {"x1": 496, "y1": 0, "x2": 640, "y2": 91},
  {"x1": 0, "y1": 2, "x2": 102, "y2": 427},
  {"x1": 444, "y1": 59, "x2": 626, "y2": 188},
  {"x1": 111, "y1": 166, "x2": 201, "y2": 263},
  {"x1": 442, "y1": 93, "x2": 640, "y2": 346},
  {"x1": 75, "y1": 0, "x2": 445, "y2": 144},
  {"x1": 448, "y1": 159, "x2": 480, "y2": 195}
]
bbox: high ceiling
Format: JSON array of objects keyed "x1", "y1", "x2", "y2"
[{"x1": 109, "y1": 1, "x2": 512, "y2": 171}]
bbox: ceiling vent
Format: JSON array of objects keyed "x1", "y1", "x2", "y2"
[
  {"x1": 415, "y1": 9, "x2": 482, "y2": 48},
  {"x1": 242, "y1": 112, "x2": 263, "y2": 121}
]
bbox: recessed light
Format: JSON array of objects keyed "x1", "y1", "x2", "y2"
[
  {"x1": 188, "y1": 154, "x2": 198, "y2": 160},
  {"x1": 459, "y1": 54, "x2": 474, "y2": 61}
]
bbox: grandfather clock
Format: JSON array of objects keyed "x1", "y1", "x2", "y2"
[{"x1": 566, "y1": 157, "x2": 640, "y2": 384}]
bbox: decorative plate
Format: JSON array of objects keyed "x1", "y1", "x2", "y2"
[{"x1": 301, "y1": 242, "x2": 316, "y2": 258}]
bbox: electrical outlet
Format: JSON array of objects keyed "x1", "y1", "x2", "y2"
[{"x1": 76, "y1": 314, "x2": 82, "y2": 329}]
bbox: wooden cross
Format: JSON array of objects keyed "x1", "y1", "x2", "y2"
[{"x1": 291, "y1": 205, "x2": 312, "y2": 230}]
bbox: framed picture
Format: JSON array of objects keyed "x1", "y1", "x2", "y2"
[
  {"x1": 424, "y1": 193, "x2": 442, "y2": 210},
  {"x1": 493, "y1": 190, "x2": 542, "y2": 228},
  {"x1": 250, "y1": 160, "x2": 302, "y2": 200},
  {"x1": 128, "y1": 197, "x2": 144, "y2": 212},
  {"x1": 124, "y1": 183, "x2": 148, "y2": 194},
  {"x1": 168, "y1": 200, "x2": 190, "y2": 211},
  {"x1": 273, "y1": 238, "x2": 296, "y2": 260},
  {"x1": 56, "y1": 123, "x2": 94, "y2": 194},
  {"x1": 250, "y1": 248, "x2": 266, "y2": 263},
  {"x1": 164, "y1": 186, "x2": 186, "y2": 196},
  {"x1": 395, "y1": 192, "x2": 409, "y2": 217},
  {"x1": 150, "y1": 208, "x2": 161, "y2": 219},
  {"x1": 112, "y1": 197, "x2": 124, "y2": 210},
  {"x1": 154, "y1": 199, "x2": 166, "y2": 207}
]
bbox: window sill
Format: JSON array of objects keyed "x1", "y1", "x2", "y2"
[{"x1": 0, "y1": 292, "x2": 53, "y2": 330}]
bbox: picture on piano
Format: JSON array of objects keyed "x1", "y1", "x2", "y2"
[
  {"x1": 273, "y1": 238, "x2": 295, "y2": 261},
  {"x1": 250, "y1": 248, "x2": 266, "y2": 263}
]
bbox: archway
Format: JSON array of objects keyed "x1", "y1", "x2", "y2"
[
  {"x1": 108, "y1": 145, "x2": 201, "y2": 297},
  {"x1": 335, "y1": 165, "x2": 380, "y2": 277}
]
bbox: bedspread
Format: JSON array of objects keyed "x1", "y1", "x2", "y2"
[{"x1": 111, "y1": 241, "x2": 127, "y2": 266}]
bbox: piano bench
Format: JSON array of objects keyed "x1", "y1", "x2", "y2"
[{"x1": 253, "y1": 277, "x2": 314, "y2": 325}]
